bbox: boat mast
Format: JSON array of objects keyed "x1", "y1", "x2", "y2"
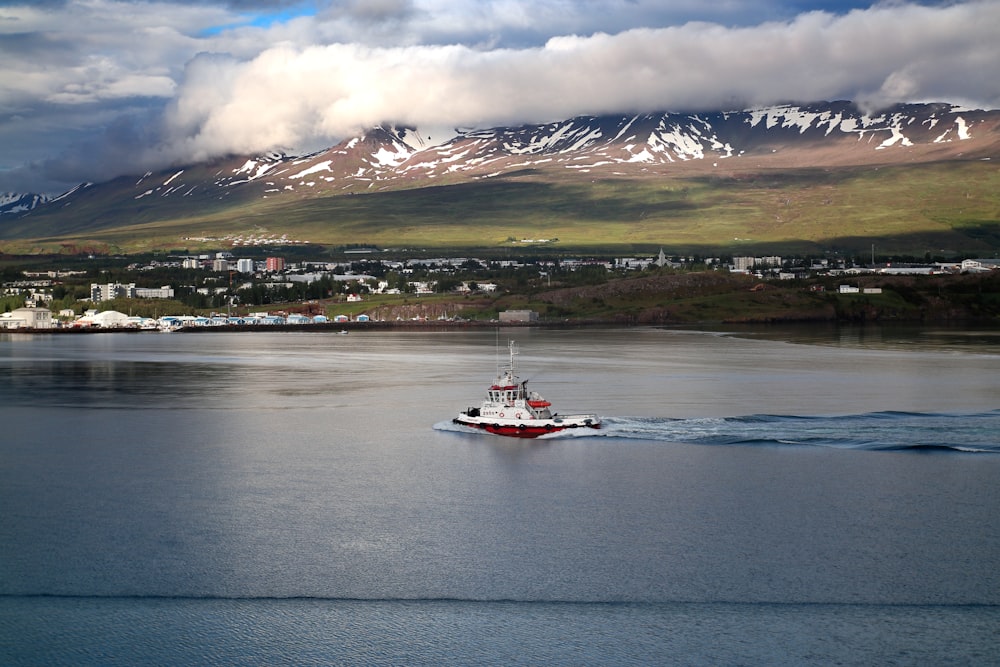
[{"x1": 507, "y1": 339, "x2": 518, "y2": 377}]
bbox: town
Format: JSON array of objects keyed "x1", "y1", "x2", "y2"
[{"x1": 2, "y1": 248, "x2": 998, "y2": 330}]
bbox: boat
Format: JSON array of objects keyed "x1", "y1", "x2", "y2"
[{"x1": 453, "y1": 339, "x2": 601, "y2": 438}]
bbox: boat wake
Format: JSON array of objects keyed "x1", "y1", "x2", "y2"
[{"x1": 437, "y1": 410, "x2": 1000, "y2": 453}]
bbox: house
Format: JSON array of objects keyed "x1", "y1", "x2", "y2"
[{"x1": 0, "y1": 307, "x2": 53, "y2": 329}]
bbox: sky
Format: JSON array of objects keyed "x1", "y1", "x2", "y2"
[{"x1": 1, "y1": 0, "x2": 998, "y2": 194}]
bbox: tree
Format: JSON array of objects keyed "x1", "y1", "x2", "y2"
[{"x1": 435, "y1": 277, "x2": 462, "y2": 293}]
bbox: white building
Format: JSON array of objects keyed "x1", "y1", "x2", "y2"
[
  {"x1": 0, "y1": 307, "x2": 53, "y2": 329},
  {"x1": 961, "y1": 259, "x2": 1000, "y2": 273},
  {"x1": 75, "y1": 310, "x2": 130, "y2": 328},
  {"x1": 134, "y1": 286, "x2": 175, "y2": 299},
  {"x1": 236, "y1": 258, "x2": 255, "y2": 273},
  {"x1": 733, "y1": 256, "x2": 782, "y2": 271},
  {"x1": 91, "y1": 282, "x2": 136, "y2": 301}
]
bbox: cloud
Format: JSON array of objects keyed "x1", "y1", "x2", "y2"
[
  {"x1": 0, "y1": 0, "x2": 996, "y2": 194},
  {"x1": 151, "y1": 1, "x2": 999, "y2": 162}
]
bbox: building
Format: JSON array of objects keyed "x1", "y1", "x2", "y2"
[
  {"x1": 91, "y1": 282, "x2": 173, "y2": 300},
  {"x1": 236, "y1": 258, "x2": 255, "y2": 273},
  {"x1": 90, "y1": 282, "x2": 136, "y2": 302},
  {"x1": 733, "y1": 256, "x2": 783, "y2": 271},
  {"x1": 0, "y1": 307, "x2": 53, "y2": 329},
  {"x1": 265, "y1": 257, "x2": 286, "y2": 272},
  {"x1": 499, "y1": 310, "x2": 539, "y2": 323},
  {"x1": 134, "y1": 286, "x2": 175, "y2": 299},
  {"x1": 961, "y1": 259, "x2": 1000, "y2": 273},
  {"x1": 74, "y1": 310, "x2": 131, "y2": 328}
]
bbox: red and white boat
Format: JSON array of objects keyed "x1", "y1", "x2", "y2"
[{"x1": 454, "y1": 340, "x2": 601, "y2": 438}]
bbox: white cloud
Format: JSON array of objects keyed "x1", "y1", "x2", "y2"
[
  {"x1": 151, "y1": 1, "x2": 1000, "y2": 165},
  {"x1": 0, "y1": 0, "x2": 997, "y2": 194},
  {"x1": 0, "y1": 1, "x2": 221, "y2": 112}
]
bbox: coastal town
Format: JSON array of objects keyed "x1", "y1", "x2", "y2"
[{"x1": 2, "y1": 250, "x2": 999, "y2": 330}]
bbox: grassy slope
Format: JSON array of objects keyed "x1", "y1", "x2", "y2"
[
  {"x1": 5, "y1": 160, "x2": 998, "y2": 256},
  {"x1": 343, "y1": 271, "x2": 1000, "y2": 325}
]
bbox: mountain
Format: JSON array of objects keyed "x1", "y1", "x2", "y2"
[
  {"x1": 0, "y1": 192, "x2": 51, "y2": 216},
  {"x1": 164, "y1": 101, "x2": 1000, "y2": 196},
  {"x1": 2, "y1": 101, "x2": 998, "y2": 252}
]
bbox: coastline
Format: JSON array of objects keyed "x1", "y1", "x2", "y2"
[{"x1": 6, "y1": 315, "x2": 998, "y2": 336}]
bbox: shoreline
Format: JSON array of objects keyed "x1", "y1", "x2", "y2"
[{"x1": 5, "y1": 315, "x2": 998, "y2": 335}]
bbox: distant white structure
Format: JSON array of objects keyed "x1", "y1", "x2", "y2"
[
  {"x1": 961, "y1": 259, "x2": 1000, "y2": 273},
  {"x1": 733, "y1": 256, "x2": 782, "y2": 271},
  {"x1": 75, "y1": 310, "x2": 130, "y2": 328},
  {"x1": 91, "y1": 282, "x2": 135, "y2": 301},
  {"x1": 499, "y1": 310, "x2": 538, "y2": 323},
  {"x1": 134, "y1": 286, "x2": 174, "y2": 299},
  {"x1": 236, "y1": 258, "x2": 255, "y2": 273},
  {"x1": 0, "y1": 307, "x2": 53, "y2": 329},
  {"x1": 90, "y1": 283, "x2": 175, "y2": 300}
]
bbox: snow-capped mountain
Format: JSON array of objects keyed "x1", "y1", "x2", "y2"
[
  {"x1": 5, "y1": 102, "x2": 998, "y2": 228},
  {"x1": 185, "y1": 101, "x2": 1000, "y2": 197},
  {"x1": 210, "y1": 102, "x2": 998, "y2": 195},
  {"x1": 0, "y1": 192, "x2": 51, "y2": 216}
]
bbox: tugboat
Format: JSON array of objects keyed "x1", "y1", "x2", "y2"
[{"x1": 453, "y1": 340, "x2": 601, "y2": 438}]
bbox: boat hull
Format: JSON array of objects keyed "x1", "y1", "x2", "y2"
[{"x1": 453, "y1": 414, "x2": 600, "y2": 438}]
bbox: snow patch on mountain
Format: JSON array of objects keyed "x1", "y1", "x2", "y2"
[
  {"x1": 290, "y1": 161, "x2": 333, "y2": 179},
  {"x1": 956, "y1": 117, "x2": 971, "y2": 140},
  {"x1": 0, "y1": 192, "x2": 52, "y2": 215},
  {"x1": 234, "y1": 159, "x2": 280, "y2": 181}
]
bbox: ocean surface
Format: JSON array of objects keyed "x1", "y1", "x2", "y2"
[{"x1": 2, "y1": 325, "x2": 999, "y2": 665}]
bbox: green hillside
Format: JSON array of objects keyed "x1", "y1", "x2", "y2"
[{"x1": 4, "y1": 160, "x2": 999, "y2": 257}]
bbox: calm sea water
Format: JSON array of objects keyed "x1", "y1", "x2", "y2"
[{"x1": 2, "y1": 326, "x2": 999, "y2": 665}]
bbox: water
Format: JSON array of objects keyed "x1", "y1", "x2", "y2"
[{"x1": 2, "y1": 326, "x2": 999, "y2": 665}]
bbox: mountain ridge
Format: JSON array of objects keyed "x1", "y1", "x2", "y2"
[{"x1": 2, "y1": 101, "x2": 998, "y2": 252}]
